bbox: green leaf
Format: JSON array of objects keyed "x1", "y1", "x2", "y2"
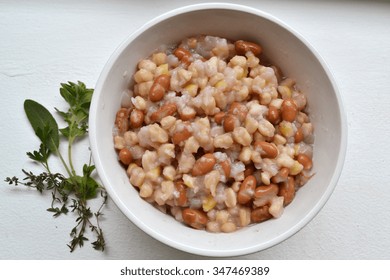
[
  {"x1": 26, "y1": 143, "x2": 51, "y2": 163},
  {"x1": 59, "y1": 127, "x2": 70, "y2": 138},
  {"x1": 24, "y1": 99, "x2": 59, "y2": 154},
  {"x1": 57, "y1": 81, "x2": 93, "y2": 142},
  {"x1": 59, "y1": 81, "x2": 93, "y2": 110}
]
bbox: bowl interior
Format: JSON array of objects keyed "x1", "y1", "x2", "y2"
[{"x1": 90, "y1": 4, "x2": 346, "y2": 257}]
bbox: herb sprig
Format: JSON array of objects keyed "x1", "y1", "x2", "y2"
[{"x1": 5, "y1": 81, "x2": 107, "y2": 252}]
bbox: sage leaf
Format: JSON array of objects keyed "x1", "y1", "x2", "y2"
[{"x1": 24, "y1": 99, "x2": 59, "y2": 154}]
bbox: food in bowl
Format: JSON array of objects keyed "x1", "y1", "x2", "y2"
[{"x1": 112, "y1": 35, "x2": 314, "y2": 233}]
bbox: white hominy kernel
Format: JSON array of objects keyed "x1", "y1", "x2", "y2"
[
  {"x1": 152, "y1": 52, "x2": 167, "y2": 66},
  {"x1": 138, "y1": 59, "x2": 157, "y2": 72},
  {"x1": 269, "y1": 196, "x2": 285, "y2": 218},
  {"x1": 124, "y1": 131, "x2": 138, "y2": 146},
  {"x1": 232, "y1": 127, "x2": 252, "y2": 146},
  {"x1": 224, "y1": 188, "x2": 237, "y2": 208},
  {"x1": 221, "y1": 222, "x2": 237, "y2": 233},
  {"x1": 213, "y1": 134, "x2": 234, "y2": 149},
  {"x1": 129, "y1": 166, "x2": 145, "y2": 187},
  {"x1": 140, "y1": 181, "x2": 154, "y2": 198},
  {"x1": 239, "y1": 146, "x2": 252, "y2": 164},
  {"x1": 216, "y1": 210, "x2": 229, "y2": 224},
  {"x1": 131, "y1": 96, "x2": 147, "y2": 111},
  {"x1": 162, "y1": 166, "x2": 176, "y2": 181},
  {"x1": 149, "y1": 124, "x2": 169, "y2": 143},
  {"x1": 134, "y1": 69, "x2": 154, "y2": 83},
  {"x1": 114, "y1": 135, "x2": 125, "y2": 150},
  {"x1": 142, "y1": 150, "x2": 159, "y2": 172}
]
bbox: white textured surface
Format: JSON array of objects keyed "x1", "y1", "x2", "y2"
[{"x1": 0, "y1": 0, "x2": 389, "y2": 259}]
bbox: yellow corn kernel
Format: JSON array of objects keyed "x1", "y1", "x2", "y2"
[
  {"x1": 203, "y1": 195, "x2": 217, "y2": 212},
  {"x1": 184, "y1": 83, "x2": 198, "y2": 97},
  {"x1": 155, "y1": 63, "x2": 169, "y2": 76},
  {"x1": 145, "y1": 167, "x2": 161, "y2": 181},
  {"x1": 277, "y1": 85, "x2": 292, "y2": 99},
  {"x1": 290, "y1": 160, "x2": 304, "y2": 175},
  {"x1": 279, "y1": 121, "x2": 294, "y2": 138}
]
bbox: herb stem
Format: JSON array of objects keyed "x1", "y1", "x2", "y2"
[
  {"x1": 56, "y1": 146, "x2": 73, "y2": 178},
  {"x1": 68, "y1": 138, "x2": 77, "y2": 176}
]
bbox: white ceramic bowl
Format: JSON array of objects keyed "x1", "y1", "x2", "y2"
[{"x1": 89, "y1": 3, "x2": 347, "y2": 257}]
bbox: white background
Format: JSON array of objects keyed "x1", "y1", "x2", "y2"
[{"x1": 1, "y1": 0, "x2": 389, "y2": 259}]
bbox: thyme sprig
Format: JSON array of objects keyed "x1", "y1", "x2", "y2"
[{"x1": 5, "y1": 81, "x2": 107, "y2": 252}]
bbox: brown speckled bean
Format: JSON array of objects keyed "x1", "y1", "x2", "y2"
[
  {"x1": 192, "y1": 153, "x2": 216, "y2": 176},
  {"x1": 281, "y1": 98, "x2": 298, "y2": 122},
  {"x1": 149, "y1": 74, "x2": 170, "y2": 102},
  {"x1": 182, "y1": 208, "x2": 208, "y2": 229},
  {"x1": 235, "y1": 40, "x2": 262, "y2": 56},
  {"x1": 278, "y1": 176, "x2": 295, "y2": 206},
  {"x1": 150, "y1": 103, "x2": 177, "y2": 123},
  {"x1": 237, "y1": 175, "x2": 257, "y2": 204}
]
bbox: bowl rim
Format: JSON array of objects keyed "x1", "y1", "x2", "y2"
[{"x1": 89, "y1": 2, "x2": 348, "y2": 257}]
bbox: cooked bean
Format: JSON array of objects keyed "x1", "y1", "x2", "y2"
[
  {"x1": 267, "y1": 105, "x2": 280, "y2": 124},
  {"x1": 174, "y1": 47, "x2": 192, "y2": 66},
  {"x1": 235, "y1": 40, "x2": 262, "y2": 56},
  {"x1": 251, "y1": 205, "x2": 272, "y2": 223},
  {"x1": 119, "y1": 148, "x2": 133, "y2": 165},
  {"x1": 172, "y1": 126, "x2": 192, "y2": 145},
  {"x1": 220, "y1": 160, "x2": 231, "y2": 178},
  {"x1": 281, "y1": 98, "x2": 298, "y2": 122},
  {"x1": 237, "y1": 175, "x2": 256, "y2": 204},
  {"x1": 254, "y1": 141, "x2": 278, "y2": 159},
  {"x1": 149, "y1": 74, "x2": 170, "y2": 102},
  {"x1": 150, "y1": 103, "x2": 177, "y2": 122},
  {"x1": 254, "y1": 184, "x2": 279, "y2": 199},
  {"x1": 296, "y1": 153, "x2": 313, "y2": 170},
  {"x1": 228, "y1": 101, "x2": 248, "y2": 122},
  {"x1": 192, "y1": 153, "x2": 216, "y2": 176},
  {"x1": 182, "y1": 208, "x2": 208, "y2": 229},
  {"x1": 253, "y1": 184, "x2": 279, "y2": 207},
  {"x1": 278, "y1": 176, "x2": 295, "y2": 206},
  {"x1": 244, "y1": 164, "x2": 255, "y2": 177},
  {"x1": 130, "y1": 109, "x2": 144, "y2": 128},
  {"x1": 223, "y1": 114, "x2": 239, "y2": 132},
  {"x1": 174, "y1": 181, "x2": 188, "y2": 207},
  {"x1": 294, "y1": 127, "x2": 304, "y2": 143},
  {"x1": 115, "y1": 108, "x2": 130, "y2": 133},
  {"x1": 214, "y1": 111, "x2": 225, "y2": 124},
  {"x1": 179, "y1": 106, "x2": 196, "y2": 121},
  {"x1": 271, "y1": 167, "x2": 289, "y2": 183}
]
